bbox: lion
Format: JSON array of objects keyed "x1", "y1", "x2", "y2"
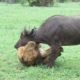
[
  {"x1": 17, "y1": 41, "x2": 63, "y2": 66},
  {"x1": 17, "y1": 41, "x2": 51, "y2": 66}
]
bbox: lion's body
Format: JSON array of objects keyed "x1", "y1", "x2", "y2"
[{"x1": 17, "y1": 41, "x2": 51, "y2": 66}]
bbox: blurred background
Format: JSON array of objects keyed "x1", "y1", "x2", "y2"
[{"x1": 0, "y1": 0, "x2": 80, "y2": 6}]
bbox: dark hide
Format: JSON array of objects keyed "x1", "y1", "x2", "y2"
[{"x1": 15, "y1": 15, "x2": 80, "y2": 67}]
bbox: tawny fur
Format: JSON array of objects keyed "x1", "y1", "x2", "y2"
[
  {"x1": 17, "y1": 41, "x2": 51, "y2": 66},
  {"x1": 17, "y1": 41, "x2": 40, "y2": 65}
]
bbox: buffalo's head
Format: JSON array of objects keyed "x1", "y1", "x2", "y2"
[{"x1": 14, "y1": 28, "x2": 36, "y2": 49}]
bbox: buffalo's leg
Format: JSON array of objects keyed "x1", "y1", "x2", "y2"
[
  {"x1": 58, "y1": 46, "x2": 63, "y2": 56},
  {"x1": 47, "y1": 44, "x2": 63, "y2": 67}
]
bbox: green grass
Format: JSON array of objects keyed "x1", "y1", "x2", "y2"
[{"x1": 0, "y1": 2, "x2": 80, "y2": 80}]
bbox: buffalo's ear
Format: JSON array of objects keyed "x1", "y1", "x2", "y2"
[
  {"x1": 29, "y1": 29, "x2": 34, "y2": 35},
  {"x1": 29, "y1": 28, "x2": 37, "y2": 36},
  {"x1": 21, "y1": 28, "x2": 30, "y2": 38},
  {"x1": 24, "y1": 29, "x2": 29, "y2": 35}
]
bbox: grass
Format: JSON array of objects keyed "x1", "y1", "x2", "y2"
[{"x1": 0, "y1": 2, "x2": 80, "y2": 80}]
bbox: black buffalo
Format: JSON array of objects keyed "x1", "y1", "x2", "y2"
[{"x1": 15, "y1": 15, "x2": 80, "y2": 67}]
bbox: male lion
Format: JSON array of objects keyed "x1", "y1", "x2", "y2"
[{"x1": 17, "y1": 41, "x2": 51, "y2": 66}]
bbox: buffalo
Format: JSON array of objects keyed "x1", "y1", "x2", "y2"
[{"x1": 15, "y1": 15, "x2": 80, "y2": 67}]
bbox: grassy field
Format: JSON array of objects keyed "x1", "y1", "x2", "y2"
[{"x1": 0, "y1": 2, "x2": 80, "y2": 80}]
